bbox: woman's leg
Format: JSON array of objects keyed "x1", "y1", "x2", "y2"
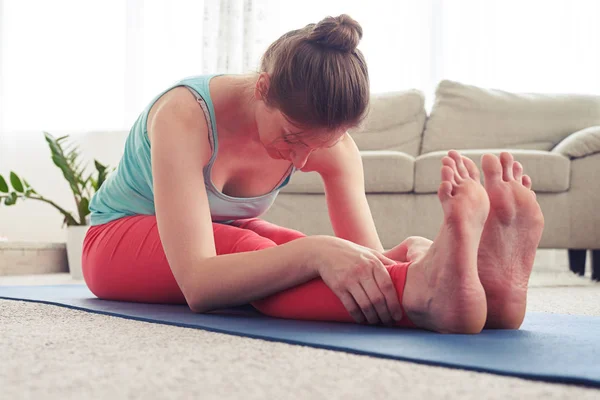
[
  {"x1": 82, "y1": 214, "x2": 414, "y2": 326},
  {"x1": 231, "y1": 218, "x2": 306, "y2": 244},
  {"x1": 231, "y1": 218, "x2": 415, "y2": 327},
  {"x1": 252, "y1": 262, "x2": 415, "y2": 327},
  {"x1": 82, "y1": 215, "x2": 279, "y2": 304}
]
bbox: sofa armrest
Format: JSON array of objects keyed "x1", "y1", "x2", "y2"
[{"x1": 551, "y1": 126, "x2": 600, "y2": 159}]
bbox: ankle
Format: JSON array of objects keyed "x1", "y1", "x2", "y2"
[{"x1": 399, "y1": 261, "x2": 432, "y2": 326}]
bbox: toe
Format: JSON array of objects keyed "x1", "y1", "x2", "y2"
[
  {"x1": 522, "y1": 174, "x2": 532, "y2": 189},
  {"x1": 500, "y1": 152, "x2": 515, "y2": 181},
  {"x1": 438, "y1": 166, "x2": 454, "y2": 200},
  {"x1": 481, "y1": 154, "x2": 502, "y2": 186},
  {"x1": 442, "y1": 156, "x2": 455, "y2": 169},
  {"x1": 438, "y1": 181, "x2": 454, "y2": 201},
  {"x1": 441, "y1": 164, "x2": 454, "y2": 181},
  {"x1": 449, "y1": 150, "x2": 469, "y2": 179},
  {"x1": 513, "y1": 161, "x2": 524, "y2": 182},
  {"x1": 441, "y1": 164, "x2": 457, "y2": 187},
  {"x1": 442, "y1": 156, "x2": 460, "y2": 185},
  {"x1": 462, "y1": 156, "x2": 481, "y2": 182}
]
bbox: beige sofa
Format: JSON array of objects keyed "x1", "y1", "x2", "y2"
[{"x1": 262, "y1": 80, "x2": 600, "y2": 279}]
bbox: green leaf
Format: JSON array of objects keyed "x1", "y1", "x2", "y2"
[
  {"x1": 51, "y1": 154, "x2": 79, "y2": 194},
  {"x1": 62, "y1": 210, "x2": 79, "y2": 226},
  {"x1": 73, "y1": 160, "x2": 86, "y2": 177},
  {"x1": 4, "y1": 192, "x2": 18, "y2": 205},
  {"x1": 69, "y1": 150, "x2": 81, "y2": 164},
  {"x1": 94, "y1": 160, "x2": 110, "y2": 190},
  {"x1": 0, "y1": 175, "x2": 8, "y2": 193},
  {"x1": 78, "y1": 197, "x2": 90, "y2": 223},
  {"x1": 22, "y1": 179, "x2": 37, "y2": 195},
  {"x1": 94, "y1": 160, "x2": 107, "y2": 173},
  {"x1": 44, "y1": 132, "x2": 62, "y2": 156},
  {"x1": 9, "y1": 172, "x2": 24, "y2": 193},
  {"x1": 45, "y1": 133, "x2": 84, "y2": 193}
]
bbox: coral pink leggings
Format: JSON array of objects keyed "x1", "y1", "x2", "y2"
[{"x1": 82, "y1": 215, "x2": 415, "y2": 327}]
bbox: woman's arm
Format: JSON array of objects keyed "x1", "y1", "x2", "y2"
[
  {"x1": 149, "y1": 88, "x2": 320, "y2": 312},
  {"x1": 302, "y1": 134, "x2": 385, "y2": 252}
]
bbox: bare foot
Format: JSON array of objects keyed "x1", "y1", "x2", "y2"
[
  {"x1": 465, "y1": 152, "x2": 545, "y2": 329},
  {"x1": 402, "y1": 150, "x2": 490, "y2": 334}
]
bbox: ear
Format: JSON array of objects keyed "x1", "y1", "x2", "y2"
[{"x1": 254, "y1": 72, "x2": 270, "y2": 101}]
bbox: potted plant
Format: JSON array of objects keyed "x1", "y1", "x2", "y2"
[{"x1": 0, "y1": 132, "x2": 113, "y2": 279}]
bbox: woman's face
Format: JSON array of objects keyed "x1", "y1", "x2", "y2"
[
  {"x1": 254, "y1": 103, "x2": 346, "y2": 169},
  {"x1": 252, "y1": 73, "x2": 346, "y2": 169}
]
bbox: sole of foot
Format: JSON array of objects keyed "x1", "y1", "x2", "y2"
[
  {"x1": 402, "y1": 150, "x2": 490, "y2": 334},
  {"x1": 471, "y1": 152, "x2": 545, "y2": 329}
]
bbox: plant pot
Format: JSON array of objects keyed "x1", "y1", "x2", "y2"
[{"x1": 66, "y1": 225, "x2": 90, "y2": 280}]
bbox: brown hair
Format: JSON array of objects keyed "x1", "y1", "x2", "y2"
[{"x1": 259, "y1": 14, "x2": 370, "y2": 134}]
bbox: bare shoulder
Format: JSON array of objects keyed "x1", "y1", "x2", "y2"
[
  {"x1": 302, "y1": 133, "x2": 361, "y2": 177},
  {"x1": 147, "y1": 87, "x2": 209, "y2": 141},
  {"x1": 146, "y1": 86, "x2": 212, "y2": 163}
]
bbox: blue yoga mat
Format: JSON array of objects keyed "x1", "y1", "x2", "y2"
[{"x1": 1, "y1": 284, "x2": 599, "y2": 387}]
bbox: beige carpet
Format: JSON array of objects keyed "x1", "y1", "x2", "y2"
[{"x1": 1, "y1": 258, "x2": 600, "y2": 399}]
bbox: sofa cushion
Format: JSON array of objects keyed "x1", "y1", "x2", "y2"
[
  {"x1": 414, "y1": 150, "x2": 570, "y2": 193},
  {"x1": 348, "y1": 90, "x2": 426, "y2": 157},
  {"x1": 552, "y1": 126, "x2": 600, "y2": 159},
  {"x1": 421, "y1": 80, "x2": 600, "y2": 154},
  {"x1": 281, "y1": 151, "x2": 415, "y2": 194}
]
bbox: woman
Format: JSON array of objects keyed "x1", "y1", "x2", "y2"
[{"x1": 83, "y1": 15, "x2": 545, "y2": 333}]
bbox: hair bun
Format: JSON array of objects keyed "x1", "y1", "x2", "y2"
[{"x1": 307, "y1": 14, "x2": 363, "y2": 52}]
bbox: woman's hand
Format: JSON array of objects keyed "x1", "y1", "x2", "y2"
[
  {"x1": 306, "y1": 235, "x2": 404, "y2": 325},
  {"x1": 383, "y1": 236, "x2": 433, "y2": 264}
]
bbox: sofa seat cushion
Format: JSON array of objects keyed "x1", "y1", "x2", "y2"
[
  {"x1": 414, "y1": 150, "x2": 570, "y2": 193},
  {"x1": 281, "y1": 151, "x2": 415, "y2": 194}
]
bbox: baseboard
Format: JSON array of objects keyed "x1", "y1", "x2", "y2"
[{"x1": 0, "y1": 242, "x2": 68, "y2": 276}]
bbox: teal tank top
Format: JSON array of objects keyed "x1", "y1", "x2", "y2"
[{"x1": 89, "y1": 74, "x2": 296, "y2": 226}]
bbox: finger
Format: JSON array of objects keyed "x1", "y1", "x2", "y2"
[
  {"x1": 373, "y1": 250, "x2": 398, "y2": 266},
  {"x1": 360, "y1": 274, "x2": 394, "y2": 325},
  {"x1": 373, "y1": 266, "x2": 403, "y2": 322},
  {"x1": 382, "y1": 241, "x2": 409, "y2": 263},
  {"x1": 336, "y1": 290, "x2": 366, "y2": 324},
  {"x1": 347, "y1": 283, "x2": 381, "y2": 325}
]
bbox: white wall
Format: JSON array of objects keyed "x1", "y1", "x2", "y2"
[{"x1": 0, "y1": 131, "x2": 128, "y2": 242}]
